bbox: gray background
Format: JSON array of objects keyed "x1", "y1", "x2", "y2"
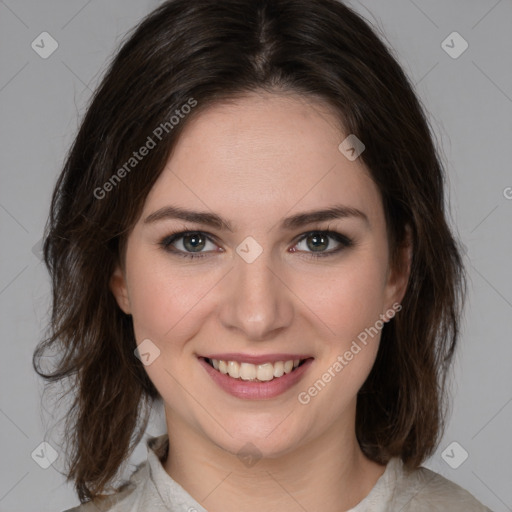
[{"x1": 1, "y1": 0, "x2": 511, "y2": 511}]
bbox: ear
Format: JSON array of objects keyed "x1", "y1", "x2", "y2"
[
  {"x1": 109, "y1": 264, "x2": 132, "y2": 315},
  {"x1": 384, "y1": 225, "x2": 412, "y2": 311}
]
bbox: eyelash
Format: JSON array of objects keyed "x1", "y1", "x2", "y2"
[{"x1": 158, "y1": 229, "x2": 353, "y2": 260}]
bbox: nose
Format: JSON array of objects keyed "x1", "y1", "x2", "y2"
[{"x1": 218, "y1": 246, "x2": 294, "y2": 341}]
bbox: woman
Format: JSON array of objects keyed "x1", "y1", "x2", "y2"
[{"x1": 33, "y1": 0, "x2": 493, "y2": 510}]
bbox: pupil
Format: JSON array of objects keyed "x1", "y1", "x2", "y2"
[
  {"x1": 184, "y1": 232, "x2": 204, "y2": 252},
  {"x1": 308, "y1": 232, "x2": 328, "y2": 251}
]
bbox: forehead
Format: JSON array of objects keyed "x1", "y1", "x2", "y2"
[{"x1": 140, "y1": 91, "x2": 383, "y2": 229}]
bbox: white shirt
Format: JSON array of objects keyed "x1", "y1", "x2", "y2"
[{"x1": 64, "y1": 434, "x2": 493, "y2": 511}]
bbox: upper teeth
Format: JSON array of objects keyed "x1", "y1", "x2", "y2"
[{"x1": 210, "y1": 359, "x2": 301, "y2": 381}]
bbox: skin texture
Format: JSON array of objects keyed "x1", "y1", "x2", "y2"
[{"x1": 110, "y1": 91, "x2": 411, "y2": 512}]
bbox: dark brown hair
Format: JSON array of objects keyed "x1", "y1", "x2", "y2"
[{"x1": 33, "y1": 0, "x2": 466, "y2": 503}]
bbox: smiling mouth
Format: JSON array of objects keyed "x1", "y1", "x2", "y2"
[{"x1": 202, "y1": 357, "x2": 311, "y2": 382}]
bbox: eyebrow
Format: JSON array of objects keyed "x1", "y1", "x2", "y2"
[{"x1": 143, "y1": 204, "x2": 369, "y2": 231}]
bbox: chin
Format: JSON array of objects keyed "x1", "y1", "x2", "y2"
[{"x1": 202, "y1": 413, "x2": 312, "y2": 462}]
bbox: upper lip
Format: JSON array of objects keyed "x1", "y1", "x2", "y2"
[{"x1": 200, "y1": 353, "x2": 313, "y2": 364}]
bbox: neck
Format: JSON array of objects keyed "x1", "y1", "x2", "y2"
[{"x1": 162, "y1": 406, "x2": 386, "y2": 512}]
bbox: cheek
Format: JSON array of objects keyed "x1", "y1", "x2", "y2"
[
  {"x1": 125, "y1": 248, "x2": 225, "y2": 361},
  {"x1": 296, "y1": 262, "x2": 388, "y2": 419},
  {"x1": 124, "y1": 245, "x2": 189, "y2": 342},
  {"x1": 295, "y1": 251, "x2": 389, "y2": 404},
  {"x1": 303, "y1": 254, "x2": 389, "y2": 341}
]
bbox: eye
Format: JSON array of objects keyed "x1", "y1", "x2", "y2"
[
  {"x1": 292, "y1": 230, "x2": 352, "y2": 258},
  {"x1": 159, "y1": 229, "x2": 353, "y2": 260},
  {"x1": 159, "y1": 231, "x2": 219, "y2": 259}
]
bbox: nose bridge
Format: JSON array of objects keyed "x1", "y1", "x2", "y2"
[{"x1": 219, "y1": 241, "x2": 292, "y2": 339}]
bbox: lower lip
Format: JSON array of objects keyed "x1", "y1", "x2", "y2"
[{"x1": 198, "y1": 357, "x2": 314, "y2": 400}]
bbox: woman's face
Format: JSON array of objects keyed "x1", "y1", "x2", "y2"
[{"x1": 111, "y1": 91, "x2": 409, "y2": 459}]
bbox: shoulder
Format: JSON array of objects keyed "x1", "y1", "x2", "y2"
[
  {"x1": 392, "y1": 461, "x2": 493, "y2": 511},
  {"x1": 62, "y1": 460, "x2": 149, "y2": 512}
]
